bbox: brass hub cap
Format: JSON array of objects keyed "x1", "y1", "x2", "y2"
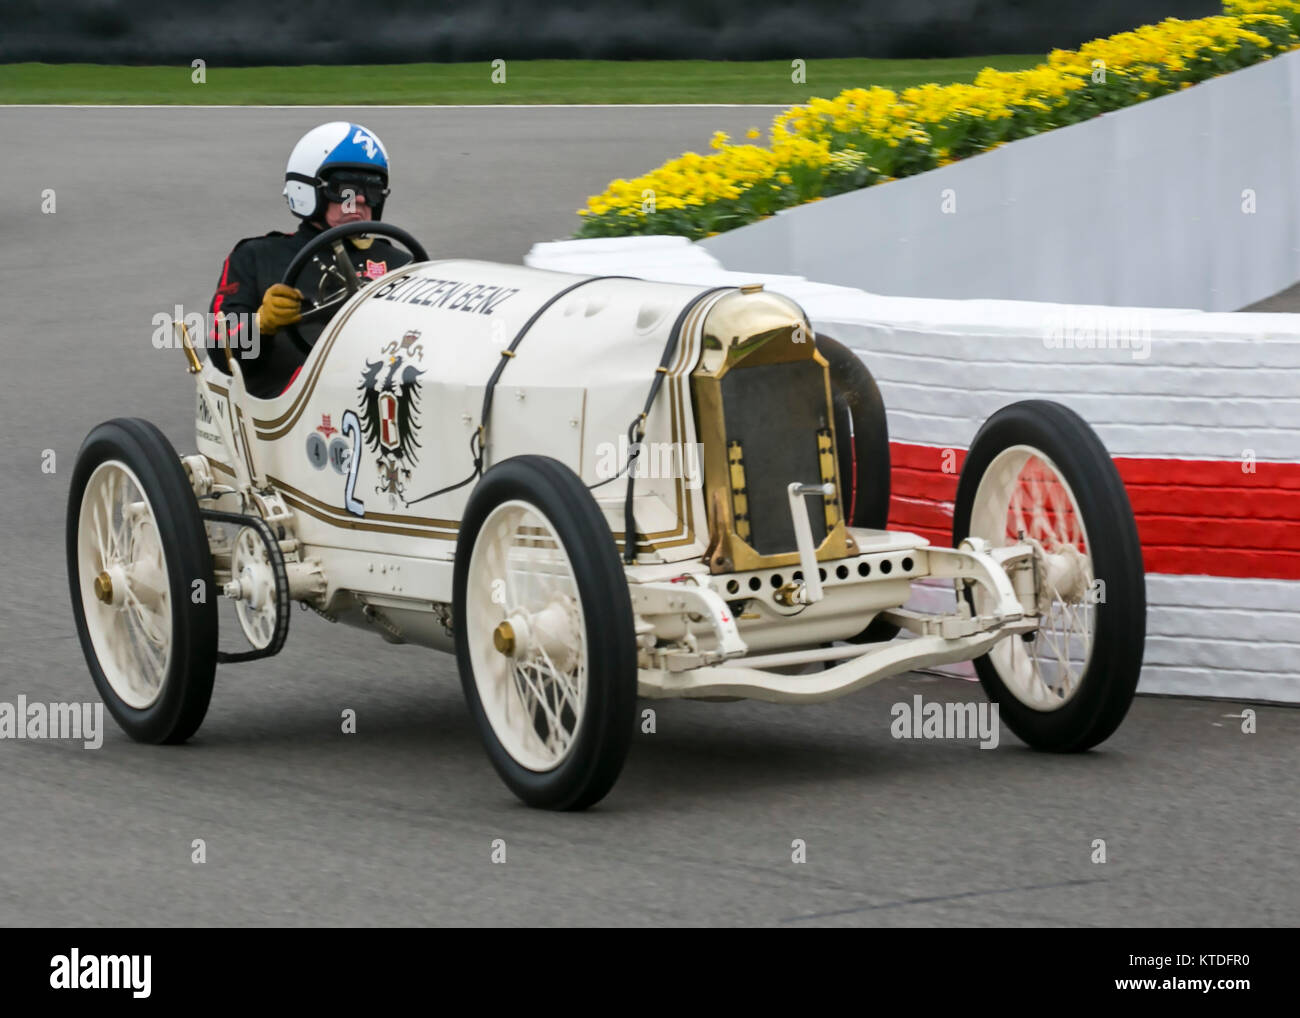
[
  {"x1": 493, "y1": 620, "x2": 516, "y2": 656},
  {"x1": 93, "y1": 571, "x2": 113, "y2": 604}
]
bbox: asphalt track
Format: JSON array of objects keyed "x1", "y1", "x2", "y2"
[{"x1": 1, "y1": 107, "x2": 1296, "y2": 927}]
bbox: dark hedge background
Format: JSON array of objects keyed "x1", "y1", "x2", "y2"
[{"x1": 2, "y1": 2, "x2": 1221, "y2": 64}]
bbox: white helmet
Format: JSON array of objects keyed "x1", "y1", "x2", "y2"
[{"x1": 283, "y1": 121, "x2": 391, "y2": 222}]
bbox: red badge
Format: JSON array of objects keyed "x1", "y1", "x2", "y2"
[
  {"x1": 317, "y1": 414, "x2": 338, "y2": 438},
  {"x1": 217, "y1": 280, "x2": 240, "y2": 296},
  {"x1": 379, "y1": 392, "x2": 399, "y2": 449},
  {"x1": 364, "y1": 260, "x2": 388, "y2": 280}
]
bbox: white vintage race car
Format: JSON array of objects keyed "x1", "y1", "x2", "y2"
[{"x1": 67, "y1": 222, "x2": 1146, "y2": 810}]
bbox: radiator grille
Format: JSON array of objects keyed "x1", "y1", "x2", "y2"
[{"x1": 719, "y1": 360, "x2": 832, "y2": 555}]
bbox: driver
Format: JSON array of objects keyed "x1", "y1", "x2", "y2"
[{"x1": 208, "y1": 121, "x2": 413, "y2": 397}]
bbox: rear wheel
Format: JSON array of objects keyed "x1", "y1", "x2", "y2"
[
  {"x1": 453, "y1": 455, "x2": 637, "y2": 810},
  {"x1": 67, "y1": 418, "x2": 218, "y2": 744},
  {"x1": 953, "y1": 400, "x2": 1145, "y2": 752}
]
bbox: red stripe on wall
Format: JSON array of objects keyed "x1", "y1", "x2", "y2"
[{"x1": 885, "y1": 442, "x2": 1300, "y2": 580}]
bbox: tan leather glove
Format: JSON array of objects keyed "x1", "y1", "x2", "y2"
[{"x1": 256, "y1": 283, "x2": 303, "y2": 334}]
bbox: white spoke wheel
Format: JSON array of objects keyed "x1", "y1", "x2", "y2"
[
  {"x1": 232, "y1": 526, "x2": 279, "y2": 651},
  {"x1": 67, "y1": 419, "x2": 218, "y2": 744},
  {"x1": 454, "y1": 456, "x2": 637, "y2": 810},
  {"x1": 953, "y1": 401, "x2": 1145, "y2": 752}
]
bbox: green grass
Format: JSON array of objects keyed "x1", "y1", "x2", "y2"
[{"x1": 0, "y1": 57, "x2": 1042, "y2": 105}]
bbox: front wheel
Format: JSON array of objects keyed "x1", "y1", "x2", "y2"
[
  {"x1": 952, "y1": 400, "x2": 1145, "y2": 753},
  {"x1": 66, "y1": 418, "x2": 218, "y2": 743},
  {"x1": 453, "y1": 455, "x2": 638, "y2": 810}
]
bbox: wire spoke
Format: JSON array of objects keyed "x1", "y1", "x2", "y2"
[
  {"x1": 973, "y1": 448, "x2": 1096, "y2": 710},
  {"x1": 513, "y1": 659, "x2": 568, "y2": 752},
  {"x1": 532, "y1": 640, "x2": 583, "y2": 722},
  {"x1": 124, "y1": 587, "x2": 167, "y2": 647}
]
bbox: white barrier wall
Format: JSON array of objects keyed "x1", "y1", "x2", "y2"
[
  {"x1": 699, "y1": 51, "x2": 1300, "y2": 312},
  {"x1": 527, "y1": 236, "x2": 1300, "y2": 703}
]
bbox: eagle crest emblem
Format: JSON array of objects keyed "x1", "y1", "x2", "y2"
[{"x1": 357, "y1": 337, "x2": 425, "y2": 506}]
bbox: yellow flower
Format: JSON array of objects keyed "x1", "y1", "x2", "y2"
[{"x1": 579, "y1": 2, "x2": 1300, "y2": 234}]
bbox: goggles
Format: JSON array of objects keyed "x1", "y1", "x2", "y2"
[{"x1": 320, "y1": 169, "x2": 389, "y2": 207}]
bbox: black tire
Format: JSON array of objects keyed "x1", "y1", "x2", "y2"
[
  {"x1": 816, "y1": 333, "x2": 890, "y2": 529},
  {"x1": 66, "y1": 418, "x2": 218, "y2": 744},
  {"x1": 453, "y1": 455, "x2": 637, "y2": 810},
  {"x1": 816, "y1": 334, "x2": 899, "y2": 644},
  {"x1": 952, "y1": 400, "x2": 1145, "y2": 753}
]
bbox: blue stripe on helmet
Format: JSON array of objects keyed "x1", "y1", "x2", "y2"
[{"x1": 321, "y1": 124, "x2": 388, "y2": 171}]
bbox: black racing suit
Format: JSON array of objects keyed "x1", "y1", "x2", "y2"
[{"x1": 208, "y1": 220, "x2": 412, "y2": 398}]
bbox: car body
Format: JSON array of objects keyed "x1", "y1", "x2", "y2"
[{"x1": 68, "y1": 222, "x2": 1147, "y2": 809}]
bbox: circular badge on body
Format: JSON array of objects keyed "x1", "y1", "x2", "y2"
[
  {"x1": 305, "y1": 432, "x2": 328, "y2": 470},
  {"x1": 328, "y1": 437, "x2": 351, "y2": 475}
]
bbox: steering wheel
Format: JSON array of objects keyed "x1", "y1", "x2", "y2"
[{"x1": 280, "y1": 221, "x2": 429, "y2": 354}]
